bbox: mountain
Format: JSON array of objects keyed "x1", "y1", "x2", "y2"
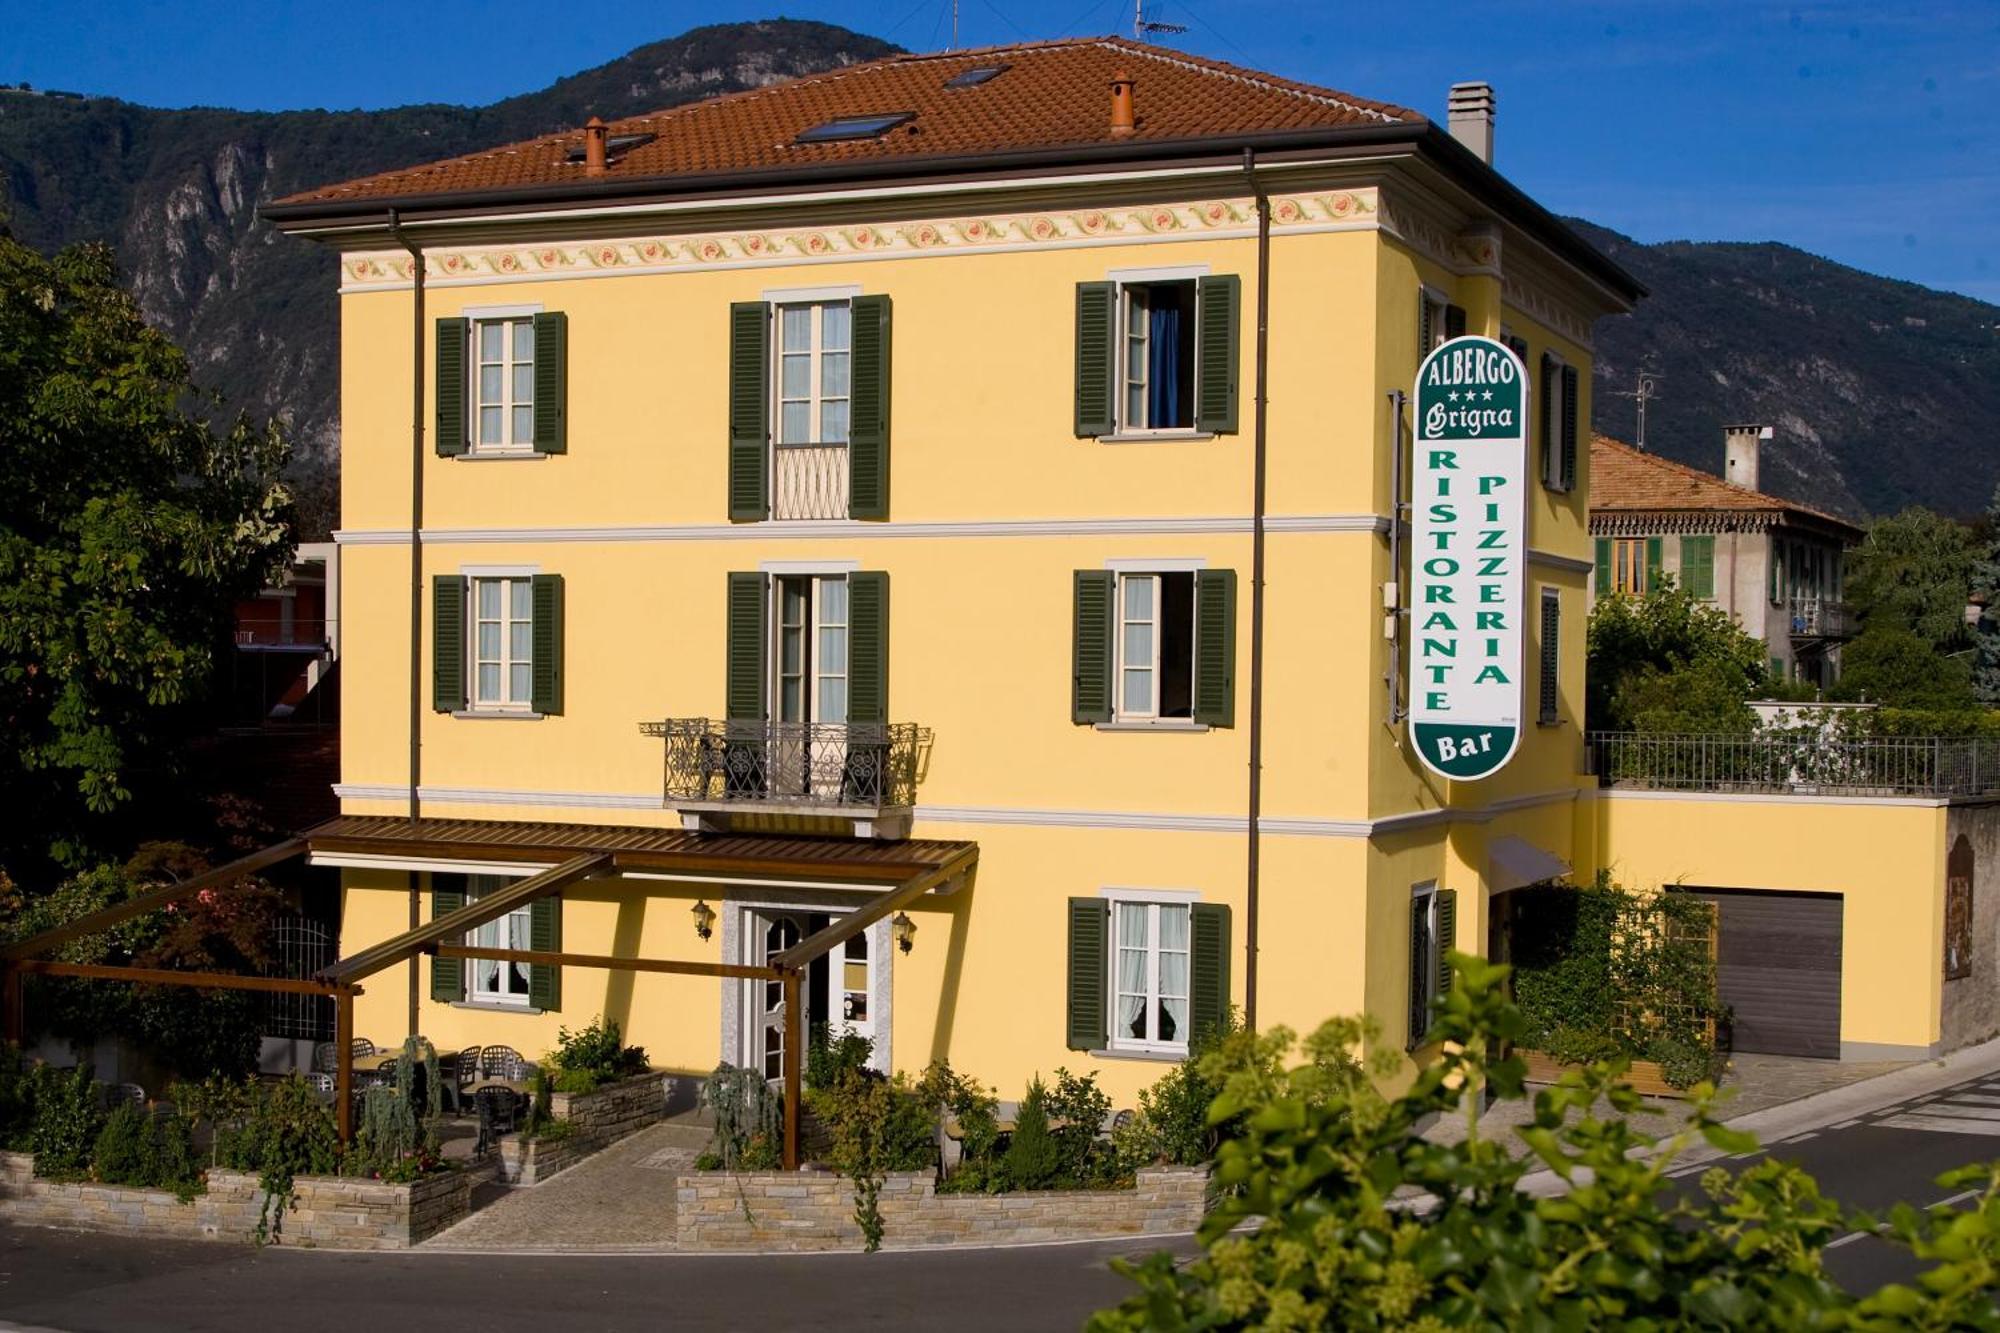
[
  {"x1": 3, "y1": 21, "x2": 1995, "y2": 529},
  {"x1": 1579, "y1": 221, "x2": 2000, "y2": 521},
  {"x1": 0, "y1": 20, "x2": 899, "y2": 536}
]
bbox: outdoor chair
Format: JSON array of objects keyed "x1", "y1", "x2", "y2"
[
  {"x1": 350, "y1": 1038, "x2": 376, "y2": 1059},
  {"x1": 301, "y1": 1072, "x2": 335, "y2": 1100},
  {"x1": 473, "y1": 1086, "x2": 519, "y2": 1156},
  {"x1": 453, "y1": 1046, "x2": 483, "y2": 1107},
  {"x1": 479, "y1": 1046, "x2": 529, "y2": 1084},
  {"x1": 311, "y1": 1040, "x2": 340, "y2": 1074}
]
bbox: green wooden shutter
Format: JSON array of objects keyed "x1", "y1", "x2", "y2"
[
  {"x1": 1408, "y1": 894, "x2": 1429, "y2": 1049},
  {"x1": 1189, "y1": 903, "x2": 1231, "y2": 1044},
  {"x1": 432, "y1": 575, "x2": 466, "y2": 712},
  {"x1": 1560, "y1": 364, "x2": 1580, "y2": 491},
  {"x1": 430, "y1": 876, "x2": 465, "y2": 1003},
  {"x1": 1193, "y1": 569, "x2": 1237, "y2": 727},
  {"x1": 1680, "y1": 536, "x2": 1716, "y2": 599},
  {"x1": 1072, "y1": 571, "x2": 1115, "y2": 724},
  {"x1": 531, "y1": 311, "x2": 568, "y2": 454},
  {"x1": 726, "y1": 572, "x2": 767, "y2": 722},
  {"x1": 1194, "y1": 274, "x2": 1240, "y2": 434},
  {"x1": 1074, "y1": 282, "x2": 1115, "y2": 437},
  {"x1": 1595, "y1": 539, "x2": 1612, "y2": 597},
  {"x1": 1539, "y1": 589, "x2": 1560, "y2": 725},
  {"x1": 1066, "y1": 897, "x2": 1108, "y2": 1051},
  {"x1": 1436, "y1": 890, "x2": 1457, "y2": 996},
  {"x1": 848, "y1": 295, "x2": 891, "y2": 520},
  {"x1": 728, "y1": 301, "x2": 769, "y2": 521},
  {"x1": 1645, "y1": 537, "x2": 1664, "y2": 591},
  {"x1": 530, "y1": 574, "x2": 564, "y2": 716},
  {"x1": 848, "y1": 571, "x2": 888, "y2": 725},
  {"x1": 528, "y1": 895, "x2": 562, "y2": 1012},
  {"x1": 1444, "y1": 304, "x2": 1467, "y2": 341},
  {"x1": 1540, "y1": 354, "x2": 1559, "y2": 489},
  {"x1": 435, "y1": 318, "x2": 469, "y2": 457}
]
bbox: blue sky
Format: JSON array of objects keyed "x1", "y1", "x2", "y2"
[{"x1": 6, "y1": 0, "x2": 1996, "y2": 303}]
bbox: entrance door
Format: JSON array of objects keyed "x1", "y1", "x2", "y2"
[{"x1": 744, "y1": 908, "x2": 874, "y2": 1078}]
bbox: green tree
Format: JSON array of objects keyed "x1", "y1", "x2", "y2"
[
  {"x1": 1831, "y1": 625, "x2": 1978, "y2": 709},
  {"x1": 1587, "y1": 579, "x2": 1771, "y2": 732},
  {"x1": 1092, "y1": 956, "x2": 2000, "y2": 1330},
  {"x1": 1846, "y1": 506, "x2": 1978, "y2": 652},
  {"x1": 1974, "y1": 484, "x2": 2000, "y2": 704},
  {"x1": 0, "y1": 230, "x2": 291, "y2": 873}
]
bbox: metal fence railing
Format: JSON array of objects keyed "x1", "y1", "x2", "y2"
[
  {"x1": 1588, "y1": 731, "x2": 2000, "y2": 798},
  {"x1": 639, "y1": 718, "x2": 930, "y2": 809}
]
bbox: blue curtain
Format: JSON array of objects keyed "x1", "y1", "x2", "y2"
[{"x1": 1149, "y1": 301, "x2": 1180, "y2": 427}]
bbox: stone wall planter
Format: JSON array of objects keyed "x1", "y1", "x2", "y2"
[
  {"x1": 498, "y1": 1070, "x2": 672, "y2": 1185},
  {"x1": 0, "y1": 1150, "x2": 471, "y2": 1249},
  {"x1": 675, "y1": 1166, "x2": 1209, "y2": 1252}
]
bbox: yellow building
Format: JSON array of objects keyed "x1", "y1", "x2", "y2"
[{"x1": 265, "y1": 38, "x2": 1975, "y2": 1104}]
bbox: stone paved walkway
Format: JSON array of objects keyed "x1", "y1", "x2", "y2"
[{"x1": 423, "y1": 1121, "x2": 706, "y2": 1252}]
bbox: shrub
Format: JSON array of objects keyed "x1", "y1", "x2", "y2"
[
  {"x1": 1043, "y1": 1068, "x2": 1113, "y2": 1187},
  {"x1": 547, "y1": 1015, "x2": 648, "y2": 1094},
  {"x1": 701, "y1": 1063, "x2": 782, "y2": 1171},
  {"x1": 0, "y1": 1048, "x2": 33, "y2": 1149},
  {"x1": 1128, "y1": 1012, "x2": 1242, "y2": 1167},
  {"x1": 352, "y1": 1038, "x2": 444, "y2": 1178},
  {"x1": 216, "y1": 1073, "x2": 339, "y2": 1241},
  {"x1": 1091, "y1": 955, "x2": 2000, "y2": 1330},
  {"x1": 1003, "y1": 1078, "x2": 1061, "y2": 1191},
  {"x1": 803, "y1": 1032, "x2": 939, "y2": 1251},
  {"x1": 28, "y1": 1064, "x2": 101, "y2": 1178},
  {"x1": 918, "y1": 1060, "x2": 1001, "y2": 1192},
  {"x1": 91, "y1": 1101, "x2": 151, "y2": 1185}
]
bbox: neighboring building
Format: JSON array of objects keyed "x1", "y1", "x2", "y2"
[
  {"x1": 229, "y1": 541, "x2": 340, "y2": 724},
  {"x1": 260, "y1": 39, "x2": 1984, "y2": 1095},
  {"x1": 1589, "y1": 428, "x2": 1863, "y2": 687}
]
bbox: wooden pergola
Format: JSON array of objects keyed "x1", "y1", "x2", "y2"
[{"x1": 0, "y1": 817, "x2": 977, "y2": 1170}]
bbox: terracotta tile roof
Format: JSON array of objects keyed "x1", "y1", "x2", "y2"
[
  {"x1": 1590, "y1": 434, "x2": 1860, "y2": 535},
  {"x1": 277, "y1": 37, "x2": 1422, "y2": 208}
]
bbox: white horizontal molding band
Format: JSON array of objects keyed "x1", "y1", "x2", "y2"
[{"x1": 334, "y1": 513, "x2": 1389, "y2": 546}]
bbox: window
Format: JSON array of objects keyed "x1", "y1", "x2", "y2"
[
  {"x1": 1116, "y1": 571, "x2": 1196, "y2": 721},
  {"x1": 1120, "y1": 281, "x2": 1198, "y2": 432},
  {"x1": 774, "y1": 574, "x2": 848, "y2": 726},
  {"x1": 795, "y1": 113, "x2": 914, "y2": 143},
  {"x1": 1112, "y1": 899, "x2": 1191, "y2": 1053},
  {"x1": 472, "y1": 577, "x2": 534, "y2": 709},
  {"x1": 1611, "y1": 539, "x2": 1649, "y2": 595},
  {"x1": 1419, "y1": 289, "x2": 1465, "y2": 357},
  {"x1": 775, "y1": 301, "x2": 851, "y2": 447},
  {"x1": 1407, "y1": 883, "x2": 1455, "y2": 1049},
  {"x1": 1539, "y1": 352, "x2": 1578, "y2": 492},
  {"x1": 1538, "y1": 587, "x2": 1561, "y2": 725},
  {"x1": 467, "y1": 875, "x2": 533, "y2": 1005},
  {"x1": 473, "y1": 318, "x2": 534, "y2": 452},
  {"x1": 944, "y1": 65, "x2": 1008, "y2": 88}
]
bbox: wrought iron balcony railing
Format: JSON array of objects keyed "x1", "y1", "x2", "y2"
[
  {"x1": 639, "y1": 718, "x2": 929, "y2": 813},
  {"x1": 1787, "y1": 599, "x2": 1853, "y2": 641},
  {"x1": 1589, "y1": 730, "x2": 2000, "y2": 798}
]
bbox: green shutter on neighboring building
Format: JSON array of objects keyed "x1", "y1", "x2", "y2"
[
  {"x1": 1073, "y1": 283, "x2": 1115, "y2": 437},
  {"x1": 1066, "y1": 897, "x2": 1108, "y2": 1050},
  {"x1": 1192, "y1": 569, "x2": 1237, "y2": 727},
  {"x1": 727, "y1": 301, "x2": 769, "y2": 520},
  {"x1": 1680, "y1": 535, "x2": 1716, "y2": 599},
  {"x1": 432, "y1": 575, "x2": 466, "y2": 712},
  {"x1": 1645, "y1": 537, "x2": 1664, "y2": 590},
  {"x1": 725, "y1": 572, "x2": 766, "y2": 722},
  {"x1": 847, "y1": 571, "x2": 888, "y2": 725},
  {"x1": 1194, "y1": 275, "x2": 1240, "y2": 434},
  {"x1": 1189, "y1": 903, "x2": 1231, "y2": 1043},
  {"x1": 435, "y1": 318, "x2": 468, "y2": 456},
  {"x1": 1595, "y1": 539, "x2": 1612, "y2": 597},
  {"x1": 848, "y1": 294, "x2": 892, "y2": 519},
  {"x1": 531, "y1": 311, "x2": 567, "y2": 454},
  {"x1": 430, "y1": 876, "x2": 465, "y2": 1003},
  {"x1": 528, "y1": 896, "x2": 562, "y2": 1012},
  {"x1": 530, "y1": 574, "x2": 564, "y2": 715},
  {"x1": 1071, "y1": 571, "x2": 1115, "y2": 723}
]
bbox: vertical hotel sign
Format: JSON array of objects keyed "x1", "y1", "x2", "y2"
[{"x1": 1408, "y1": 335, "x2": 1527, "y2": 780}]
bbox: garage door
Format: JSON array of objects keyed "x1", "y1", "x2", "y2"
[{"x1": 1692, "y1": 889, "x2": 1843, "y2": 1059}]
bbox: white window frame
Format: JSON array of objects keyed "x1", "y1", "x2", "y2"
[
  {"x1": 1113, "y1": 570, "x2": 1198, "y2": 724},
  {"x1": 1115, "y1": 279, "x2": 1202, "y2": 436},
  {"x1": 1103, "y1": 892, "x2": 1195, "y2": 1056},
  {"x1": 470, "y1": 315, "x2": 536, "y2": 455},
  {"x1": 466, "y1": 874, "x2": 533, "y2": 1007},
  {"x1": 470, "y1": 574, "x2": 534, "y2": 711},
  {"x1": 773, "y1": 299, "x2": 852, "y2": 448}
]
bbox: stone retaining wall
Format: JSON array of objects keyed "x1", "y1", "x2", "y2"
[
  {"x1": 0, "y1": 1151, "x2": 470, "y2": 1249},
  {"x1": 676, "y1": 1166, "x2": 1208, "y2": 1251},
  {"x1": 498, "y1": 1071, "x2": 673, "y2": 1185}
]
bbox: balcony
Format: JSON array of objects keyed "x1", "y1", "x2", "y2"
[
  {"x1": 1788, "y1": 599, "x2": 1853, "y2": 642},
  {"x1": 234, "y1": 617, "x2": 332, "y2": 652},
  {"x1": 772, "y1": 445, "x2": 849, "y2": 520},
  {"x1": 639, "y1": 718, "x2": 930, "y2": 838},
  {"x1": 1589, "y1": 731, "x2": 2000, "y2": 798}
]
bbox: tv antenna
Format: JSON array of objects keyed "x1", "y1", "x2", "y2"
[
  {"x1": 1614, "y1": 370, "x2": 1663, "y2": 450},
  {"x1": 1135, "y1": 0, "x2": 1187, "y2": 41}
]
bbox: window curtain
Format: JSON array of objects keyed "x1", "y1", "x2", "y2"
[
  {"x1": 1148, "y1": 300, "x2": 1180, "y2": 428},
  {"x1": 1118, "y1": 906, "x2": 1148, "y2": 1040},
  {"x1": 1157, "y1": 905, "x2": 1189, "y2": 1044}
]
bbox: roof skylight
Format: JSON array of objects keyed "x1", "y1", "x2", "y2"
[
  {"x1": 794, "y1": 112, "x2": 916, "y2": 144},
  {"x1": 944, "y1": 65, "x2": 1009, "y2": 89},
  {"x1": 564, "y1": 132, "x2": 656, "y2": 163}
]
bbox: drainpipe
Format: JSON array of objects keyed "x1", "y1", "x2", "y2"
[
  {"x1": 1242, "y1": 149, "x2": 1270, "y2": 1031},
  {"x1": 388, "y1": 209, "x2": 426, "y2": 1040}
]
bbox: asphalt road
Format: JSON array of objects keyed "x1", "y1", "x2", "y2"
[
  {"x1": 0, "y1": 1225, "x2": 1190, "y2": 1332},
  {"x1": 1667, "y1": 1065, "x2": 2000, "y2": 1295}
]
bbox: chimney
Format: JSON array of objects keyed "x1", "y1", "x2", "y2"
[
  {"x1": 1109, "y1": 71, "x2": 1135, "y2": 138},
  {"x1": 1447, "y1": 82, "x2": 1495, "y2": 164},
  {"x1": 583, "y1": 116, "x2": 609, "y2": 176},
  {"x1": 1723, "y1": 423, "x2": 1772, "y2": 492}
]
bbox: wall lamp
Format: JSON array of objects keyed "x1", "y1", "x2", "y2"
[
  {"x1": 691, "y1": 899, "x2": 716, "y2": 943},
  {"x1": 892, "y1": 911, "x2": 916, "y2": 954}
]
